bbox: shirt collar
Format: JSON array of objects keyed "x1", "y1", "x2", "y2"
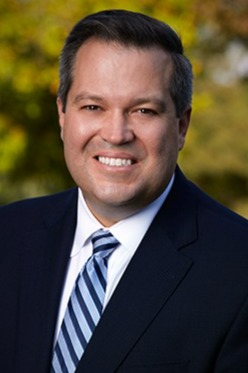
[
  {"x1": 71, "y1": 192, "x2": 103, "y2": 257},
  {"x1": 109, "y1": 174, "x2": 174, "y2": 252},
  {"x1": 71, "y1": 174, "x2": 174, "y2": 257}
]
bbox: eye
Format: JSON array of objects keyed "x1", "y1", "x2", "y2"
[
  {"x1": 137, "y1": 108, "x2": 157, "y2": 115},
  {"x1": 82, "y1": 105, "x2": 101, "y2": 111}
]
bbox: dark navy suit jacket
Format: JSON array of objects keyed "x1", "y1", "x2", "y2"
[{"x1": 0, "y1": 168, "x2": 248, "y2": 372}]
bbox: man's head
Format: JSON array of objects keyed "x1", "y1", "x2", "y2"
[
  {"x1": 57, "y1": 10, "x2": 192, "y2": 226},
  {"x1": 58, "y1": 9, "x2": 193, "y2": 118}
]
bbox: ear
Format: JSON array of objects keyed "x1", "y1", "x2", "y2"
[
  {"x1": 178, "y1": 107, "x2": 191, "y2": 151},
  {"x1": 57, "y1": 97, "x2": 65, "y2": 141}
]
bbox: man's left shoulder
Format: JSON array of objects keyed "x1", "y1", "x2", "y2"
[{"x1": 188, "y1": 178, "x2": 248, "y2": 241}]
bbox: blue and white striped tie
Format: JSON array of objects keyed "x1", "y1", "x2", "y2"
[{"x1": 51, "y1": 229, "x2": 119, "y2": 373}]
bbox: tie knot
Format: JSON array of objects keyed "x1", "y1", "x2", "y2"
[{"x1": 91, "y1": 229, "x2": 119, "y2": 258}]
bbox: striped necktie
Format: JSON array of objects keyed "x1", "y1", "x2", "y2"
[{"x1": 51, "y1": 229, "x2": 119, "y2": 373}]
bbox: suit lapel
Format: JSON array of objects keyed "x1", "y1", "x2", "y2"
[
  {"x1": 77, "y1": 168, "x2": 197, "y2": 373},
  {"x1": 15, "y1": 189, "x2": 78, "y2": 373}
]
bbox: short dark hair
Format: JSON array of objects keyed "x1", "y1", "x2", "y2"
[{"x1": 58, "y1": 9, "x2": 193, "y2": 117}]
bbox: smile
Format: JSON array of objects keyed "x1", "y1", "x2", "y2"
[{"x1": 97, "y1": 156, "x2": 133, "y2": 167}]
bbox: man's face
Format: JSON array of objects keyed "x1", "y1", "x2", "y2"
[{"x1": 57, "y1": 39, "x2": 191, "y2": 226}]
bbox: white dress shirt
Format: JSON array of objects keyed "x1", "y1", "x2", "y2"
[{"x1": 54, "y1": 175, "x2": 174, "y2": 340}]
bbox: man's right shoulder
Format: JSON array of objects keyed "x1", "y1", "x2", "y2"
[{"x1": 0, "y1": 188, "x2": 78, "y2": 228}]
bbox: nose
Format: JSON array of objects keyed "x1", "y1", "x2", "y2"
[{"x1": 100, "y1": 111, "x2": 134, "y2": 145}]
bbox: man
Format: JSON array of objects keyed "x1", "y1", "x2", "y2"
[{"x1": 0, "y1": 9, "x2": 248, "y2": 373}]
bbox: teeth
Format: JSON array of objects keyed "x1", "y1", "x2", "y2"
[{"x1": 98, "y1": 156, "x2": 132, "y2": 167}]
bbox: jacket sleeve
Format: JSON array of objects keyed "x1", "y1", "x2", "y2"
[{"x1": 214, "y1": 293, "x2": 248, "y2": 372}]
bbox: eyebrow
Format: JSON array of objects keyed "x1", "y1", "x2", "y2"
[
  {"x1": 131, "y1": 97, "x2": 167, "y2": 112},
  {"x1": 73, "y1": 92, "x2": 167, "y2": 112},
  {"x1": 73, "y1": 92, "x2": 104, "y2": 105}
]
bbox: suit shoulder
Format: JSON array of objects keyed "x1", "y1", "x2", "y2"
[
  {"x1": 174, "y1": 169, "x2": 247, "y2": 228},
  {"x1": 0, "y1": 188, "x2": 78, "y2": 228},
  {"x1": 187, "y1": 179, "x2": 248, "y2": 233}
]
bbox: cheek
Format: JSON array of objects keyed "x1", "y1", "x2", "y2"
[
  {"x1": 62, "y1": 119, "x2": 88, "y2": 148},
  {"x1": 150, "y1": 128, "x2": 177, "y2": 156},
  {"x1": 147, "y1": 133, "x2": 180, "y2": 174},
  {"x1": 63, "y1": 128, "x2": 77, "y2": 149}
]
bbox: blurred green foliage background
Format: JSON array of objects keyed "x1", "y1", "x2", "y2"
[{"x1": 0, "y1": 0, "x2": 248, "y2": 217}]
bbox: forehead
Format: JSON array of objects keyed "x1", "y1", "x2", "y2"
[
  {"x1": 72, "y1": 39, "x2": 173, "y2": 84},
  {"x1": 76, "y1": 38, "x2": 172, "y2": 64},
  {"x1": 67, "y1": 40, "x2": 176, "y2": 112}
]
